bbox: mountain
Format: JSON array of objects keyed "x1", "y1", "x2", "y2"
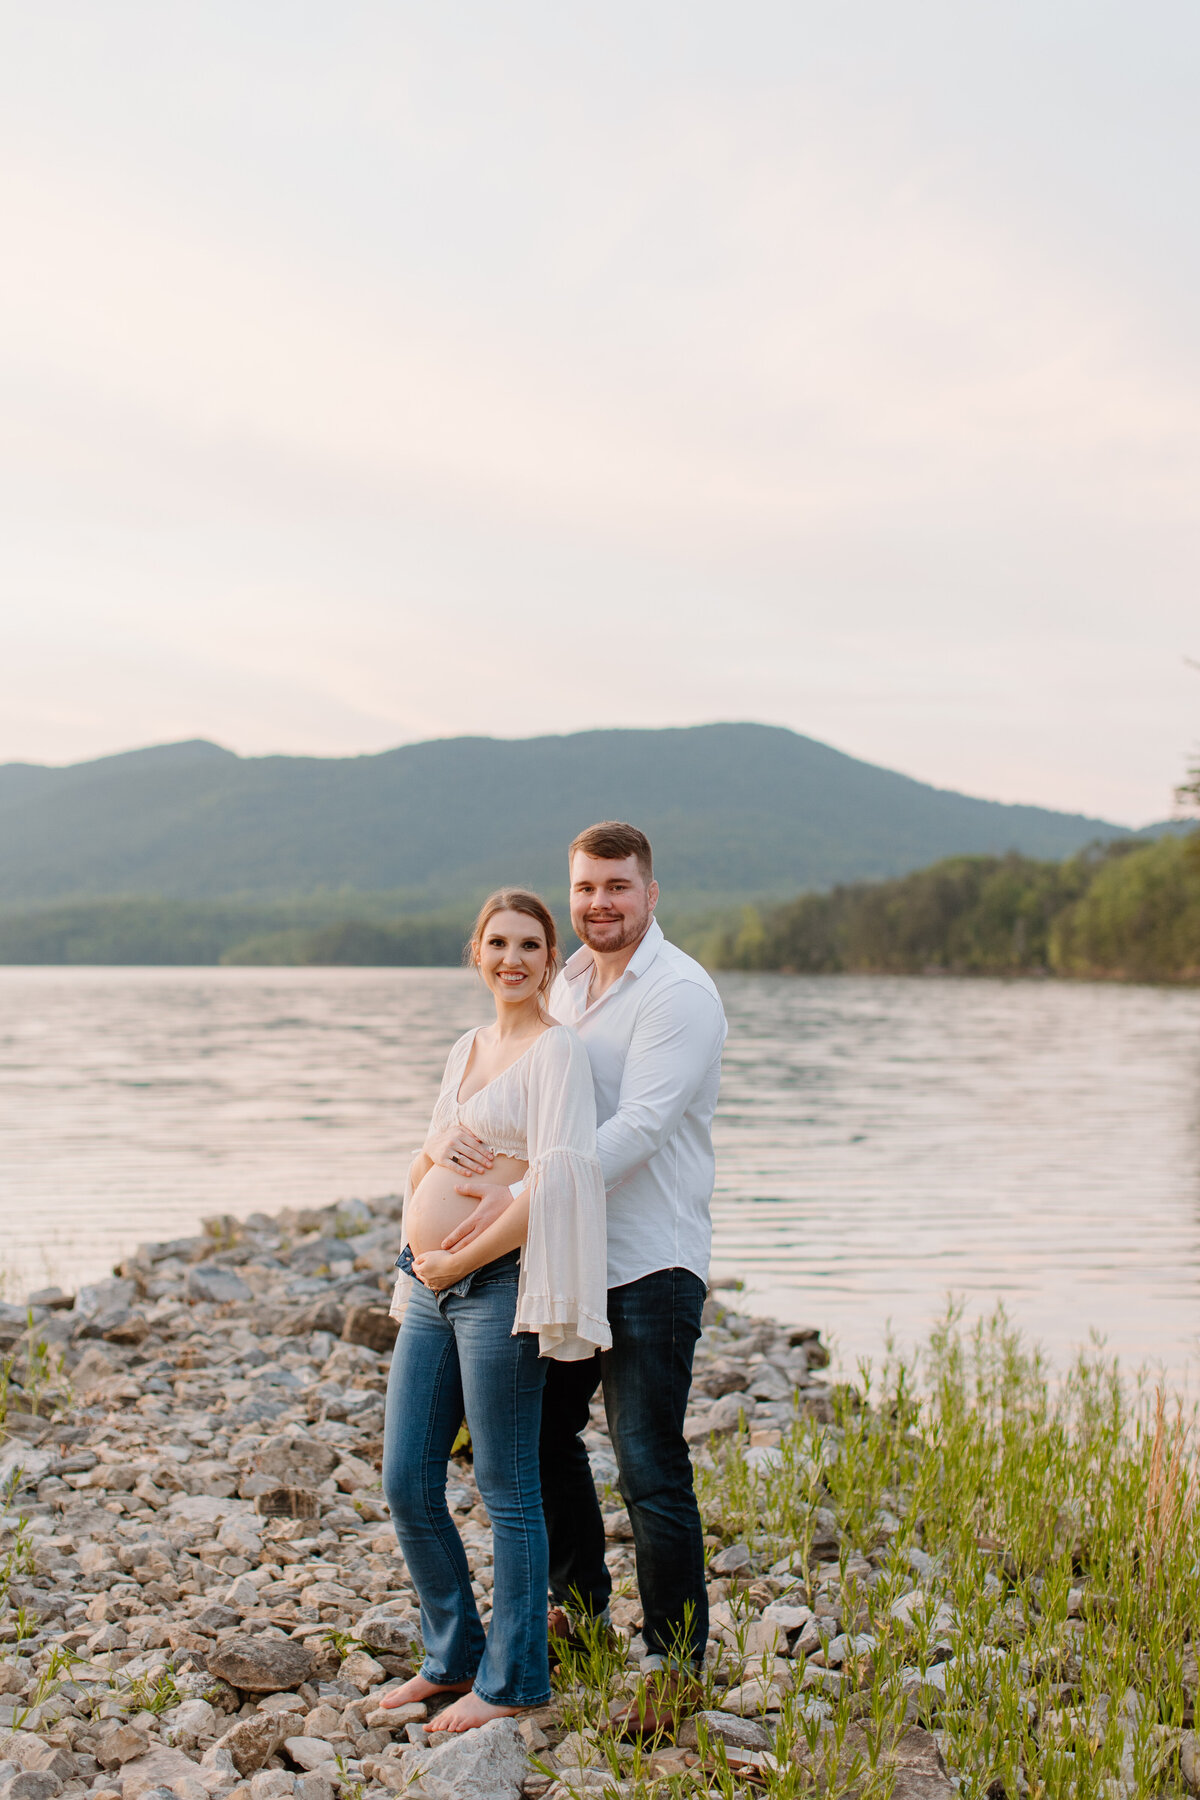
[{"x1": 0, "y1": 723, "x2": 1165, "y2": 910}]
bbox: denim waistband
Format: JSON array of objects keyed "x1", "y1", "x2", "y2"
[{"x1": 395, "y1": 1243, "x2": 520, "y2": 1301}]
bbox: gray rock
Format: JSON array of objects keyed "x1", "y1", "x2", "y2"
[
  {"x1": 283, "y1": 1739, "x2": 337, "y2": 1772},
  {"x1": 810, "y1": 1506, "x2": 840, "y2": 1555},
  {"x1": 0, "y1": 1446, "x2": 54, "y2": 1491},
  {"x1": 160, "y1": 1698, "x2": 218, "y2": 1750},
  {"x1": 695, "y1": 1359, "x2": 753, "y2": 1399},
  {"x1": 340, "y1": 1650, "x2": 385, "y2": 1692},
  {"x1": 293, "y1": 1776, "x2": 335, "y2": 1800},
  {"x1": 761, "y1": 1602, "x2": 815, "y2": 1634},
  {"x1": 405, "y1": 1716, "x2": 530, "y2": 1800},
  {"x1": 341, "y1": 1304, "x2": 398, "y2": 1354},
  {"x1": 710, "y1": 1541, "x2": 753, "y2": 1576},
  {"x1": 748, "y1": 1363, "x2": 793, "y2": 1402},
  {"x1": 286, "y1": 1300, "x2": 347, "y2": 1337},
  {"x1": 227, "y1": 1397, "x2": 292, "y2": 1427},
  {"x1": 217, "y1": 1512, "x2": 263, "y2": 1559},
  {"x1": 207, "y1": 1634, "x2": 316, "y2": 1694},
  {"x1": 193, "y1": 1603, "x2": 242, "y2": 1635},
  {"x1": 887, "y1": 1727, "x2": 957, "y2": 1800},
  {"x1": 119, "y1": 1749, "x2": 208, "y2": 1800},
  {"x1": 0, "y1": 1737, "x2": 74, "y2": 1783},
  {"x1": 357, "y1": 1614, "x2": 421, "y2": 1657},
  {"x1": 222, "y1": 1574, "x2": 260, "y2": 1611},
  {"x1": 209, "y1": 1713, "x2": 283, "y2": 1776},
  {"x1": 1181, "y1": 1732, "x2": 1200, "y2": 1792},
  {"x1": 0, "y1": 1773, "x2": 62, "y2": 1800},
  {"x1": 199, "y1": 1749, "x2": 238, "y2": 1780},
  {"x1": 252, "y1": 1435, "x2": 339, "y2": 1490},
  {"x1": 721, "y1": 1672, "x2": 792, "y2": 1714},
  {"x1": 96, "y1": 1724, "x2": 151, "y2": 1770},
  {"x1": 707, "y1": 1392, "x2": 758, "y2": 1434},
  {"x1": 186, "y1": 1264, "x2": 253, "y2": 1304},
  {"x1": 678, "y1": 1711, "x2": 772, "y2": 1751},
  {"x1": 250, "y1": 1774, "x2": 296, "y2": 1800},
  {"x1": 72, "y1": 1277, "x2": 137, "y2": 1319}
]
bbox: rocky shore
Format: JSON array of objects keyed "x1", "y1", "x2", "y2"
[{"x1": 2, "y1": 1194, "x2": 1175, "y2": 1800}]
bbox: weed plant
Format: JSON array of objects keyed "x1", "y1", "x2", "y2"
[{"x1": 548, "y1": 1306, "x2": 1200, "y2": 1800}]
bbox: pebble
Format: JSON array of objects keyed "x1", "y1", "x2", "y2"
[{"x1": 0, "y1": 1191, "x2": 868, "y2": 1800}]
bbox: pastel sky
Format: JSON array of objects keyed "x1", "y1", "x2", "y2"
[{"x1": 3, "y1": 3, "x2": 1198, "y2": 824}]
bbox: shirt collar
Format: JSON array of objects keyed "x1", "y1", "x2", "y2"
[
  {"x1": 561, "y1": 916, "x2": 664, "y2": 991},
  {"x1": 626, "y1": 916, "x2": 664, "y2": 979}
]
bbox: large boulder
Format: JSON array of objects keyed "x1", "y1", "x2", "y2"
[
  {"x1": 405, "y1": 1717, "x2": 530, "y2": 1800},
  {"x1": 206, "y1": 1635, "x2": 316, "y2": 1694}
]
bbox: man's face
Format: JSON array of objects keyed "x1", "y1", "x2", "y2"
[{"x1": 569, "y1": 852, "x2": 659, "y2": 953}]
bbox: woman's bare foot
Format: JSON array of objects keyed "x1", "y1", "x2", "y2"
[
  {"x1": 379, "y1": 1674, "x2": 472, "y2": 1709},
  {"x1": 431, "y1": 1691, "x2": 524, "y2": 1733}
]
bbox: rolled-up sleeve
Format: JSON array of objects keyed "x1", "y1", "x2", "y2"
[
  {"x1": 596, "y1": 983, "x2": 727, "y2": 1192},
  {"x1": 515, "y1": 1029, "x2": 611, "y2": 1360}
]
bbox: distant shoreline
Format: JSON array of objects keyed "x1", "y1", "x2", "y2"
[{"x1": 0, "y1": 834, "x2": 1198, "y2": 982}]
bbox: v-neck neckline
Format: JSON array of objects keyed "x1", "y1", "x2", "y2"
[{"x1": 456, "y1": 1026, "x2": 547, "y2": 1105}]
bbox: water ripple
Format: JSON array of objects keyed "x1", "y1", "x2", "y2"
[{"x1": 1, "y1": 967, "x2": 1198, "y2": 1376}]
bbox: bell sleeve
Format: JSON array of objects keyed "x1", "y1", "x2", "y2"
[{"x1": 514, "y1": 1027, "x2": 611, "y2": 1361}]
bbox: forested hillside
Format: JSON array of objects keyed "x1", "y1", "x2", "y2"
[
  {"x1": 0, "y1": 724, "x2": 1153, "y2": 910},
  {"x1": 709, "y1": 836, "x2": 1200, "y2": 982}
]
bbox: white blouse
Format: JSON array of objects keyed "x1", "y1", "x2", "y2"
[{"x1": 391, "y1": 1024, "x2": 611, "y2": 1362}]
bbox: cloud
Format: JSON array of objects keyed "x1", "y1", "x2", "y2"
[{"x1": 0, "y1": 4, "x2": 1196, "y2": 818}]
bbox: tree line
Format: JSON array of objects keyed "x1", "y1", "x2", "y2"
[{"x1": 706, "y1": 834, "x2": 1200, "y2": 982}]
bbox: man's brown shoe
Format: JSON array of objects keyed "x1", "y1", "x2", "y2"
[
  {"x1": 547, "y1": 1605, "x2": 622, "y2": 1667},
  {"x1": 609, "y1": 1671, "x2": 704, "y2": 1742},
  {"x1": 547, "y1": 1605, "x2": 574, "y2": 1666}
]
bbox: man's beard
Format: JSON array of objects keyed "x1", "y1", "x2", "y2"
[{"x1": 576, "y1": 904, "x2": 652, "y2": 952}]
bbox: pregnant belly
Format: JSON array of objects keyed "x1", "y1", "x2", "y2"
[{"x1": 405, "y1": 1153, "x2": 529, "y2": 1256}]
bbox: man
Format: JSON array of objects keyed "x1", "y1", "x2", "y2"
[{"x1": 448, "y1": 820, "x2": 727, "y2": 1726}]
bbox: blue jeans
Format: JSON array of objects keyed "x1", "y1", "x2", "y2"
[
  {"x1": 383, "y1": 1252, "x2": 550, "y2": 1707},
  {"x1": 539, "y1": 1267, "x2": 708, "y2": 1665}
]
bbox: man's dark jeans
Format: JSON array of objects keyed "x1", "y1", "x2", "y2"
[{"x1": 539, "y1": 1266, "x2": 707, "y2": 1665}]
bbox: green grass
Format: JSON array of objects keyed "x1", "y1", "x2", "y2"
[{"x1": 548, "y1": 1306, "x2": 1200, "y2": 1799}]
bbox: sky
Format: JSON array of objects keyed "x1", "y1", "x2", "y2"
[{"x1": 3, "y1": 3, "x2": 1198, "y2": 825}]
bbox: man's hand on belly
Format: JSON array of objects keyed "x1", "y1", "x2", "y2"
[{"x1": 442, "y1": 1182, "x2": 518, "y2": 1250}]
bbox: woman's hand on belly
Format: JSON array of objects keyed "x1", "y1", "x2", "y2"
[
  {"x1": 405, "y1": 1156, "x2": 527, "y2": 1256},
  {"x1": 423, "y1": 1125, "x2": 494, "y2": 1177},
  {"x1": 411, "y1": 1249, "x2": 461, "y2": 1292}
]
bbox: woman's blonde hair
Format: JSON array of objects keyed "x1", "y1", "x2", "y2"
[{"x1": 465, "y1": 889, "x2": 561, "y2": 997}]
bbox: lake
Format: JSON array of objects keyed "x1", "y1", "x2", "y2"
[{"x1": 1, "y1": 966, "x2": 1198, "y2": 1381}]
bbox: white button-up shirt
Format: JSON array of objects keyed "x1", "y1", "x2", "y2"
[{"x1": 549, "y1": 919, "x2": 727, "y2": 1290}]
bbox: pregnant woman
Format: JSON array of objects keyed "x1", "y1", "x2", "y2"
[{"x1": 381, "y1": 889, "x2": 609, "y2": 1732}]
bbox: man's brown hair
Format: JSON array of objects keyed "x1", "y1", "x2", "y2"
[{"x1": 568, "y1": 821, "x2": 654, "y2": 883}]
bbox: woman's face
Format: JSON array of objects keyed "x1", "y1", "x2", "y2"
[{"x1": 476, "y1": 909, "x2": 550, "y2": 1004}]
